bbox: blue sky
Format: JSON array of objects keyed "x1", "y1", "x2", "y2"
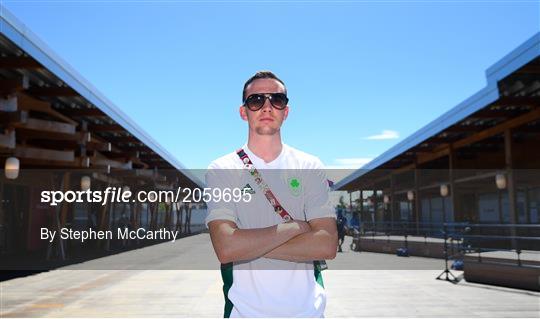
[{"x1": 3, "y1": 0, "x2": 539, "y2": 172}]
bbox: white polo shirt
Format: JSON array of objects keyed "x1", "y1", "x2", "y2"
[{"x1": 205, "y1": 144, "x2": 335, "y2": 318}]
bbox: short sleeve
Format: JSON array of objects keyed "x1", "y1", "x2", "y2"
[
  {"x1": 303, "y1": 159, "x2": 336, "y2": 221},
  {"x1": 204, "y1": 164, "x2": 238, "y2": 227}
]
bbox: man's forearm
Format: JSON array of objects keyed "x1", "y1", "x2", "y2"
[
  {"x1": 264, "y1": 227, "x2": 338, "y2": 262},
  {"x1": 208, "y1": 220, "x2": 309, "y2": 264}
]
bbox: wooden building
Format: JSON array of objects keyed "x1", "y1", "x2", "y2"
[
  {"x1": 335, "y1": 33, "x2": 540, "y2": 231},
  {"x1": 0, "y1": 6, "x2": 203, "y2": 265}
]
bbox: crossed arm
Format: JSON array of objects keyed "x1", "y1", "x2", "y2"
[{"x1": 208, "y1": 217, "x2": 338, "y2": 264}]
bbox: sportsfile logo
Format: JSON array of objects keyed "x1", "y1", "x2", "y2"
[
  {"x1": 40, "y1": 187, "x2": 175, "y2": 206},
  {"x1": 40, "y1": 186, "x2": 252, "y2": 206}
]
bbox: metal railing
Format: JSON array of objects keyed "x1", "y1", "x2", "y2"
[{"x1": 352, "y1": 221, "x2": 540, "y2": 263}]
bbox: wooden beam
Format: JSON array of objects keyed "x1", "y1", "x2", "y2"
[
  {"x1": 0, "y1": 79, "x2": 24, "y2": 95},
  {"x1": 9, "y1": 156, "x2": 88, "y2": 168},
  {"x1": 88, "y1": 124, "x2": 125, "y2": 132},
  {"x1": 130, "y1": 156, "x2": 149, "y2": 169},
  {"x1": 493, "y1": 96, "x2": 540, "y2": 106},
  {"x1": 140, "y1": 153, "x2": 162, "y2": 159},
  {"x1": 101, "y1": 150, "x2": 139, "y2": 160},
  {"x1": 87, "y1": 133, "x2": 123, "y2": 152},
  {"x1": 91, "y1": 157, "x2": 133, "y2": 170},
  {"x1": 417, "y1": 147, "x2": 450, "y2": 165},
  {"x1": 116, "y1": 169, "x2": 167, "y2": 182},
  {"x1": 511, "y1": 124, "x2": 540, "y2": 133},
  {"x1": 453, "y1": 108, "x2": 540, "y2": 149},
  {"x1": 58, "y1": 108, "x2": 106, "y2": 117},
  {"x1": 15, "y1": 92, "x2": 49, "y2": 111},
  {"x1": 106, "y1": 136, "x2": 142, "y2": 143},
  {"x1": 91, "y1": 172, "x2": 121, "y2": 185},
  {"x1": 17, "y1": 93, "x2": 77, "y2": 125},
  {"x1": 470, "y1": 110, "x2": 522, "y2": 119},
  {"x1": 26, "y1": 86, "x2": 78, "y2": 97},
  {"x1": 423, "y1": 108, "x2": 540, "y2": 165},
  {"x1": 13, "y1": 117, "x2": 76, "y2": 135},
  {"x1": 445, "y1": 124, "x2": 493, "y2": 133},
  {"x1": 86, "y1": 139, "x2": 111, "y2": 152},
  {"x1": 495, "y1": 96, "x2": 540, "y2": 107},
  {"x1": 141, "y1": 157, "x2": 166, "y2": 162},
  {"x1": 425, "y1": 137, "x2": 454, "y2": 144},
  {"x1": 90, "y1": 151, "x2": 132, "y2": 170},
  {"x1": 0, "y1": 57, "x2": 43, "y2": 69},
  {"x1": 516, "y1": 64, "x2": 540, "y2": 74},
  {"x1": 16, "y1": 129, "x2": 87, "y2": 143},
  {"x1": 0, "y1": 110, "x2": 28, "y2": 125},
  {"x1": 0, "y1": 129, "x2": 15, "y2": 149},
  {"x1": 391, "y1": 162, "x2": 415, "y2": 174},
  {"x1": 14, "y1": 145, "x2": 74, "y2": 162}
]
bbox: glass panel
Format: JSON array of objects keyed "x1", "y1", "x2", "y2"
[
  {"x1": 517, "y1": 191, "x2": 526, "y2": 223},
  {"x1": 421, "y1": 198, "x2": 430, "y2": 223},
  {"x1": 399, "y1": 201, "x2": 409, "y2": 221},
  {"x1": 431, "y1": 197, "x2": 443, "y2": 224},
  {"x1": 444, "y1": 197, "x2": 454, "y2": 222},
  {"x1": 529, "y1": 188, "x2": 540, "y2": 224},
  {"x1": 479, "y1": 192, "x2": 499, "y2": 223}
]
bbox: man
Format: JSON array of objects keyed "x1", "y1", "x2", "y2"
[
  {"x1": 205, "y1": 71, "x2": 338, "y2": 318},
  {"x1": 336, "y1": 209, "x2": 348, "y2": 253}
]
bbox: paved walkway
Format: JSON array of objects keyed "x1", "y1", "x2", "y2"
[{"x1": 1, "y1": 234, "x2": 538, "y2": 317}]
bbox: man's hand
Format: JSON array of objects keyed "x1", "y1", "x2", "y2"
[
  {"x1": 208, "y1": 219, "x2": 311, "y2": 264},
  {"x1": 264, "y1": 217, "x2": 338, "y2": 262}
]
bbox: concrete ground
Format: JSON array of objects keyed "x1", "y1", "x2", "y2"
[{"x1": 1, "y1": 234, "x2": 538, "y2": 317}]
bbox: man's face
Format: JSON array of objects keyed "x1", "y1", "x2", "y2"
[{"x1": 240, "y1": 78, "x2": 289, "y2": 136}]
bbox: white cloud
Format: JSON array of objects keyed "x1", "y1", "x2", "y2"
[{"x1": 364, "y1": 130, "x2": 399, "y2": 140}]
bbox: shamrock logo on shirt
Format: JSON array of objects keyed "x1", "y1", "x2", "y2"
[{"x1": 288, "y1": 177, "x2": 302, "y2": 197}]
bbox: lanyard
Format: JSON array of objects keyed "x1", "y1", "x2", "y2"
[{"x1": 236, "y1": 148, "x2": 293, "y2": 223}]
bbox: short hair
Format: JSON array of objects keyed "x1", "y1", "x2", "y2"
[{"x1": 242, "y1": 71, "x2": 287, "y2": 102}]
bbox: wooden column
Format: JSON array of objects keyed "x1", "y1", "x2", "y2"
[
  {"x1": 185, "y1": 204, "x2": 192, "y2": 234},
  {"x1": 47, "y1": 173, "x2": 66, "y2": 260},
  {"x1": 358, "y1": 190, "x2": 364, "y2": 223},
  {"x1": 428, "y1": 197, "x2": 433, "y2": 225},
  {"x1": 59, "y1": 172, "x2": 71, "y2": 227},
  {"x1": 349, "y1": 192, "x2": 353, "y2": 214},
  {"x1": 504, "y1": 129, "x2": 518, "y2": 249},
  {"x1": 390, "y1": 175, "x2": 395, "y2": 231},
  {"x1": 525, "y1": 187, "x2": 531, "y2": 224},
  {"x1": 449, "y1": 145, "x2": 456, "y2": 223},
  {"x1": 414, "y1": 166, "x2": 420, "y2": 235},
  {"x1": 175, "y1": 202, "x2": 183, "y2": 234},
  {"x1": 352, "y1": 191, "x2": 361, "y2": 223},
  {"x1": 134, "y1": 201, "x2": 141, "y2": 229},
  {"x1": 373, "y1": 189, "x2": 379, "y2": 225}
]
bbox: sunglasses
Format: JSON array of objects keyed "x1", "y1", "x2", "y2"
[{"x1": 243, "y1": 93, "x2": 289, "y2": 111}]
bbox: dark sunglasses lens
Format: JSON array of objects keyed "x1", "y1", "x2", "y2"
[
  {"x1": 270, "y1": 94, "x2": 288, "y2": 109},
  {"x1": 246, "y1": 94, "x2": 264, "y2": 110}
]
